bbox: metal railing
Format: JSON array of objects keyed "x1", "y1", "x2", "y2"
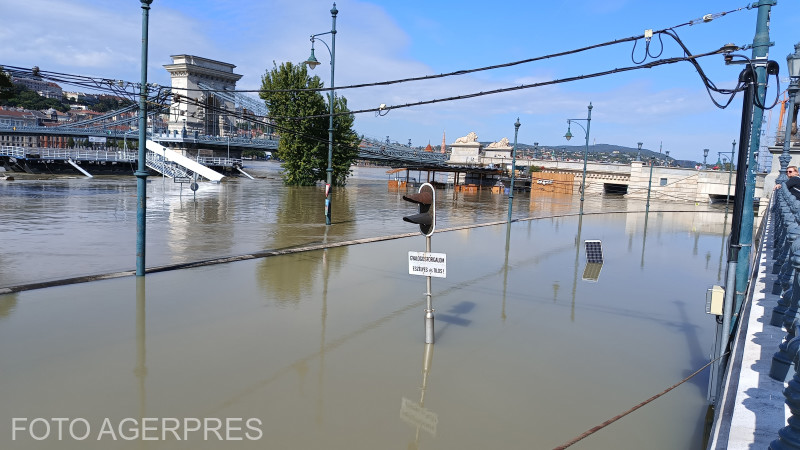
[{"x1": 766, "y1": 185, "x2": 800, "y2": 446}]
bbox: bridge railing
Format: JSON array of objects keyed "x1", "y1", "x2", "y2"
[
  {"x1": 764, "y1": 184, "x2": 800, "y2": 446},
  {"x1": 0, "y1": 145, "x2": 137, "y2": 162},
  {"x1": 0, "y1": 126, "x2": 280, "y2": 150}
]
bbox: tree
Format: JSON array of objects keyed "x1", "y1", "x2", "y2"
[
  {"x1": 0, "y1": 68, "x2": 13, "y2": 101},
  {"x1": 259, "y1": 62, "x2": 359, "y2": 186}
]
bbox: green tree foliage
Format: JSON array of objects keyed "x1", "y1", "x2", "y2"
[
  {"x1": 259, "y1": 62, "x2": 359, "y2": 186},
  {"x1": 91, "y1": 96, "x2": 133, "y2": 113},
  {"x1": 0, "y1": 69, "x2": 13, "y2": 101},
  {"x1": 0, "y1": 85, "x2": 68, "y2": 112}
]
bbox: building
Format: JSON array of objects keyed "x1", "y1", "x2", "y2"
[
  {"x1": 0, "y1": 107, "x2": 39, "y2": 147},
  {"x1": 11, "y1": 76, "x2": 63, "y2": 99}
]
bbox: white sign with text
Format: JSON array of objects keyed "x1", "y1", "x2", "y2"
[{"x1": 408, "y1": 252, "x2": 446, "y2": 278}]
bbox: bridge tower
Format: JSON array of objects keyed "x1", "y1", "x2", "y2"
[{"x1": 163, "y1": 55, "x2": 243, "y2": 137}]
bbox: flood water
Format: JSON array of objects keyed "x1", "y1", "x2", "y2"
[{"x1": 0, "y1": 162, "x2": 733, "y2": 449}]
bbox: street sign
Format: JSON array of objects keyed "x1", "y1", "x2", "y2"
[
  {"x1": 408, "y1": 252, "x2": 446, "y2": 278},
  {"x1": 174, "y1": 176, "x2": 191, "y2": 183}
]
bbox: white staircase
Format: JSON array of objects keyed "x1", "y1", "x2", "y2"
[{"x1": 145, "y1": 140, "x2": 225, "y2": 182}]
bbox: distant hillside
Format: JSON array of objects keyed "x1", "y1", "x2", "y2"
[{"x1": 479, "y1": 141, "x2": 700, "y2": 168}]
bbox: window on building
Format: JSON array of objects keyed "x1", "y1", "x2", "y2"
[{"x1": 660, "y1": 178, "x2": 668, "y2": 186}]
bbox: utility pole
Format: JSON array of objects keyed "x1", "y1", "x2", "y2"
[{"x1": 734, "y1": 0, "x2": 775, "y2": 322}]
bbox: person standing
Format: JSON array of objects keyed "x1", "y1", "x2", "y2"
[{"x1": 781, "y1": 166, "x2": 800, "y2": 199}]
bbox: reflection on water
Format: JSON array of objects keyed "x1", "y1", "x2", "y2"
[
  {"x1": 0, "y1": 164, "x2": 734, "y2": 449},
  {"x1": 0, "y1": 162, "x2": 727, "y2": 288}
]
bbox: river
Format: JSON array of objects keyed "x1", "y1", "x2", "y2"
[{"x1": 0, "y1": 161, "x2": 731, "y2": 449}]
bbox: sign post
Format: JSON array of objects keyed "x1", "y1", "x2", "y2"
[{"x1": 403, "y1": 183, "x2": 442, "y2": 343}]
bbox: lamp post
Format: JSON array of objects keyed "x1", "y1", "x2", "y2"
[
  {"x1": 720, "y1": 148, "x2": 735, "y2": 214},
  {"x1": 665, "y1": 150, "x2": 670, "y2": 167},
  {"x1": 564, "y1": 102, "x2": 592, "y2": 215},
  {"x1": 135, "y1": 0, "x2": 153, "y2": 277},
  {"x1": 636, "y1": 142, "x2": 642, "y2": 162},
  {"x1": 646, "y1": 156, "x2": 655, "y2": 215},
  {"x1": 533, "y1": 142, "x2": 539, "y2": 159},
  {"x1": 304, "y1": 2, "x2": 338, "y2": 226},
  {"x1": 507, "y1": 118, "x2": 521, "y2": 223},
  {"x1": 703, "y1": 148, "x2": 709, "y2": 170},
  {"x1": 777, "y1": 43, "x2": 800, "y2": 186}
]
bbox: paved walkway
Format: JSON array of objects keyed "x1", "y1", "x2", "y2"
[{"x1": 707, "y1": 209, "x2": 790, "y2": 448}]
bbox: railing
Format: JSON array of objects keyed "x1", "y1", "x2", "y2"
[
  {"x1": 359, "y1": 137, "x2": 449, "y2": 165},
  {"x1": 765, "y1": 184, "x2": 800, "y2": 446},
  {"x1": 145, "y1": 152, "x2": 191, "y2": 179},
  {"x1": 197, "y1": 156, "x2": 242, "y2": 167},
  {"x1": 0, "y1": 145, "x2": 137, "y2": 162},
  {"x1": 0, "y1": 126, "x2": 280, "y2": 150}
]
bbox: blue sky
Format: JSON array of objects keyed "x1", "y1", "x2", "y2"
[{"x1": 2, "y1": 0, "x2": 799, "y2": 162}]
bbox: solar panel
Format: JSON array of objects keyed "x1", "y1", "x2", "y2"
[{"x1": 584, "y1": 240, "x2": 603, "y2": 263}]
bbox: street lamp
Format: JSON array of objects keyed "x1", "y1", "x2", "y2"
[
  {"x1": 304, "y1": 2, "x2": 338, "y2": 226},
  {"x1": 637, "y1": 142, "x2": 642, "y2": 162},
  {"x1": 135, "y1": 0, "x2": 153, "y2": 277},
  {"x1": 665, "y1": 150, "x2": 670, "y2": 167},
  {"x1": 564, "y1": 102, "x2": 592, "y2": 215},
  {"x1": 534, "y1": 142, "x2": 539, "y2": 159},
  {"x1": 777, "y1": 42, "x2": 800, "y2": 185},
  {"x1": 646, "y1": 156, "x2": 655, "y2": 214},
  {"x1": 507, "y1": 118, "x2": 521, "y2": 223},
  {"x1": 703, "y1": 148, "x2": 709, "y2": 170},
  {"x1": 719, "y1": 143, "x2": 735, "y2": 212}
]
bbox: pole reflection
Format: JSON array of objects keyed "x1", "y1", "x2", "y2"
[
  {"x1": 134, "y1": 276, "x2": 147, "y2": 446},
  {"x1": 400, "y1": 343, "x2": 437, "y2": 449},
  {"x1": 0, "y1": 293, "x2": 18, "y2": 320},
  {"x1": 501, "y1": 222, "x2": 511, "y2": 322},
  {"x1": 569, "y1": 214, "x2": 584, "y2": 321}
]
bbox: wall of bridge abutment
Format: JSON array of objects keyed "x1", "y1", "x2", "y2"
[{"x1": 482, "y1": 157, "x2": 766, "y2": 206}]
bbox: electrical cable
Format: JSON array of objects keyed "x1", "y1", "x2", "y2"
[
  {"x1": 552, "y1": 351, "x2": 730, "y2": 450},
  {"x1": 273, "y1": 50, "x2": 727, "y2": 121}
]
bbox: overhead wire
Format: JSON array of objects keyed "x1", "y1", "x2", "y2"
[{"x1": 147, "y1": 4, "x2": 751, "y2": 96}]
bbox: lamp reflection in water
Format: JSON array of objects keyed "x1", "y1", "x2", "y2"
[
  {"x1": 400, "y1": 343, "x2": 437, "y2": 449},
  {"x1": 135, "y1": 277, "x2": 148, "y2": 425},
  {"x1": 501, "y1": 221, "x2": 512, "y2": 321},
  {"x1": 569, "y1": 214, "x2": 584, "y2": 321}
]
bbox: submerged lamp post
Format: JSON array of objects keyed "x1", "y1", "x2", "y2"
[
  {"x1": 507, "y1": 118, "x2": 521, "y2": 223},
  {"x1": 646, "y1": 156, "x2": 655, "y2": 214},
  {"x1": 564, "y1": 102, "x2": 592, "y2": 215},
  {"x1": 777, "y1": 42, "x2": 800, "y2": 185},
  {"x1": 304, "y1": 2, "x2": 338, "y2": 225},
  {"x1": 136, "y1": 0, "x2": 153, "y2": 277}
]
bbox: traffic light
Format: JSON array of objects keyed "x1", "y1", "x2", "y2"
[{"x1": 403, "y1": 183, "x2": 436, "y2": 236}]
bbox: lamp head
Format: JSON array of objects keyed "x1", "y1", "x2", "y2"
[
  {"x1": 304, "y1": 47, "x2": 321, "y2": 70},
  {"x1": 703, "y1": 148, "x2": 709, "y2": 157},
  {"x1": 788, "y1": 42, "x2": 800, "y2": 80},
  {"x1": 637, "y1": 142, "x2": 643, "y2": 151},
  {"x1": 564, "y1": 122, "x2": 573, "y2": 141}
]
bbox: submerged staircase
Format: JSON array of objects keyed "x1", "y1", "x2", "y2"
[{"x1": 145, "y1": 140, "x2": 225, "y2": 182}]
